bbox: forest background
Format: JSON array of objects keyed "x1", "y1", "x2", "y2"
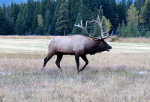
[{"x1": 0, "y1": 0, "x2": 150, "y2": 38}]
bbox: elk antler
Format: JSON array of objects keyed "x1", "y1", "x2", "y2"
[
  {"x1": 90, "y1": 16, "x2": 111, "y2": 39},
  {"x1": 74, "y1": 20, "x2": 89, "y2": 36}
]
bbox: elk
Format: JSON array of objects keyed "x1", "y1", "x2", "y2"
[{"x1": 43, "y1": 17, "x2": 112, "y2": 73}]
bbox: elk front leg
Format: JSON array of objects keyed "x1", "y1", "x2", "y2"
[
  {"x1": 55, "y1": 54, "x2": 63, "y2": 72},
  {"x1": 79, "y1": 55, "x2": 89, "y2": 72},
  {"x1": 75, "y1": 55, "x2": 80, "y2": 73}
]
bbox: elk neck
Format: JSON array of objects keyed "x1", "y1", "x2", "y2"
[{"x1": 84, "y1": 38, "x2": 100, "y2": 55}]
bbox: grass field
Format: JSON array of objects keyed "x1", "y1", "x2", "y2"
[{"x1": 0, "y1": 36, "x2": 150, "y2": 102}]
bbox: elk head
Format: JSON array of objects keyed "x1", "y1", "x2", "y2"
[{"x1": 75, "y1": 16, "x2": 112, "y2": 52}]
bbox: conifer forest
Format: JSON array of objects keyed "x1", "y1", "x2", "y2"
[{"x1": 0, "y1": 0, "x2": 150, "y2": 37}]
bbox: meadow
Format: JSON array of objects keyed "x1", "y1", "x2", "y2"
[{"x1": 0, "y1": 36, "x2": 150, "y2": 102}]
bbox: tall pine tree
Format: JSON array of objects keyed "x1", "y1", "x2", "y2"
[
  {"x1": 24, "y1": 0, "x2": 35, "y2": 34},
  {"x1": 72, "y1": 0, "x2": 93, "y2": 35},
  {"x1": 141, "y1": 0, "x2": 150, "y2": 30},
  {"x1": 0, "y1": 8, "x2": 14, "y2": 35},
  {"x1": 55, "y1": 1, "x2": 70, "y2": 35},
  {"x1": 15, "y1": 6, "x2": 26, "y2": 34}
]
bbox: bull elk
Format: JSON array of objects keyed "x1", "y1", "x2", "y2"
[{"x1": 43, "y1": 16, "x2": 112, "y2": 73}]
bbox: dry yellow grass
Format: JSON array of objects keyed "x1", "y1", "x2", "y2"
[
  {"x1": 110, "y1": 36, "x2": 150, "y2": 43},
  {"x1": 1, "y1": 35, "x2": 150, "y2": 43},
  {"x1": 0, "y1": 37, "x2": 150, "y2": 102},
  {"x1": 0, "y1": 35, "x2": 53, "y2": 39}
]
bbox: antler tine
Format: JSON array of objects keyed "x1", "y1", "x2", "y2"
[
  {"x1": 101, "y1": 16, "x2": 104, "y2": 23},
  {"x1": 85, "y1": 21, "x2": 88, "y2": 28},
  {"x1": 74, "y1": 20, "x2": 89, "y2": 35},
  {"x1": 81, "y1": 20, "x2": 83, "y2": 27},
  {"x1": 74, "y1": 20, "x2": 84, "y2": 29},
  {"x1": 102, "y1": 31, "x2": 113, "y2": 39},
  {"x1": 89, "y1": 19, "x2": 103, "y2": 39},
  {"x1": 89, "y1": 16, "x2": 112, "y2": 39}
]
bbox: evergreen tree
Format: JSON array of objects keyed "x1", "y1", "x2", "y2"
[
  {"x1": 0, "y1": 0, "x2": 150, "y2": 37},
  {"x1": 102, "y1": 0, "x2": 114, "y2": 21},
  {"x1": 32, "y1": 2, "x2": 42, "y2": 34},
  {"x1": 41, "y1": 0, "x2": 48, "y2": 16},
  {"x1": 44, "y1": 0, "x2": 55, "y2": 34},
  {"x1": 35, "y1": 14, "x2": 44, "y2": 35},
  {"x1": 117, "y1": 21, "x2": 128, "y2": 37},
  {"x1": 119, "y1": 5, "x2": 140, "y2": 37},
  {"x1": 118, "y1": 0, "x2": 127, "y2": 25},
  {"x1": 141, "y1": 0, "x2": 150, "y2": 30},
  {"x1": 15, "y1": 5, "x2": 26, "y2": 34},
  {"x1": 103, "y1": 16, "x2": 112, "y2": 33},
  {"x1": 135, "y1": 0, "x2": 146, "y2": 11},
  {"x1": 0, "y1": 9, "x2": 14, "y2": 35},
  {"x1": 93, "y1": 6, "x2": 104, "y2": 37},
  {"x1": 93, "y1": 16, "x2": 111, "y2": 37},
  {"x1": 72, "y1": 12, "x2": 82, "y2": 34},
  {"x1": 72, "y1": 0, "x2": 93, "y2": 35},
  {"x1": 44, "y1": 10, "x2": 51, "y2": 34},
  {"x1": 68, "y1": 0, "x2": 79, "y2": 34},
  {"x1": 55, "y1": 1, "x2": 70, "y2": 35},
  {"x1": 1, "y1": 4, "x2": 16, "y2": 33},
  {"x1": 111, "y1": 0, "x2": 118, "y2": 33},
  {"x1": 127, "y1": 0, "x2": 132, "y2": 8},
  {"x1": 24, "y1": 0, "x2": 35, "y2": 34},
  {"x1": 48, "y1": 0, "x2": 60, "y2": 35},
  {"x1": 10, "y1": 3, "x2": 20, "y2": 24},
  {"x1": 127, "y1": 5, "x2": 139, "y2": 24}
]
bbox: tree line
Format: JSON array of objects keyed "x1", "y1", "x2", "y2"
[{"x1": 0, "y1": 0, "x2": 150, "y2": 37}]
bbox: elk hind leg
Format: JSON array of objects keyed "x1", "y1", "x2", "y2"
[
  {"x1": 55, "y1": 54, "x2": 63, "y2": 72},
  {"x1": 43, "y1": 53, "x2": 54, "y2": 68}
]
